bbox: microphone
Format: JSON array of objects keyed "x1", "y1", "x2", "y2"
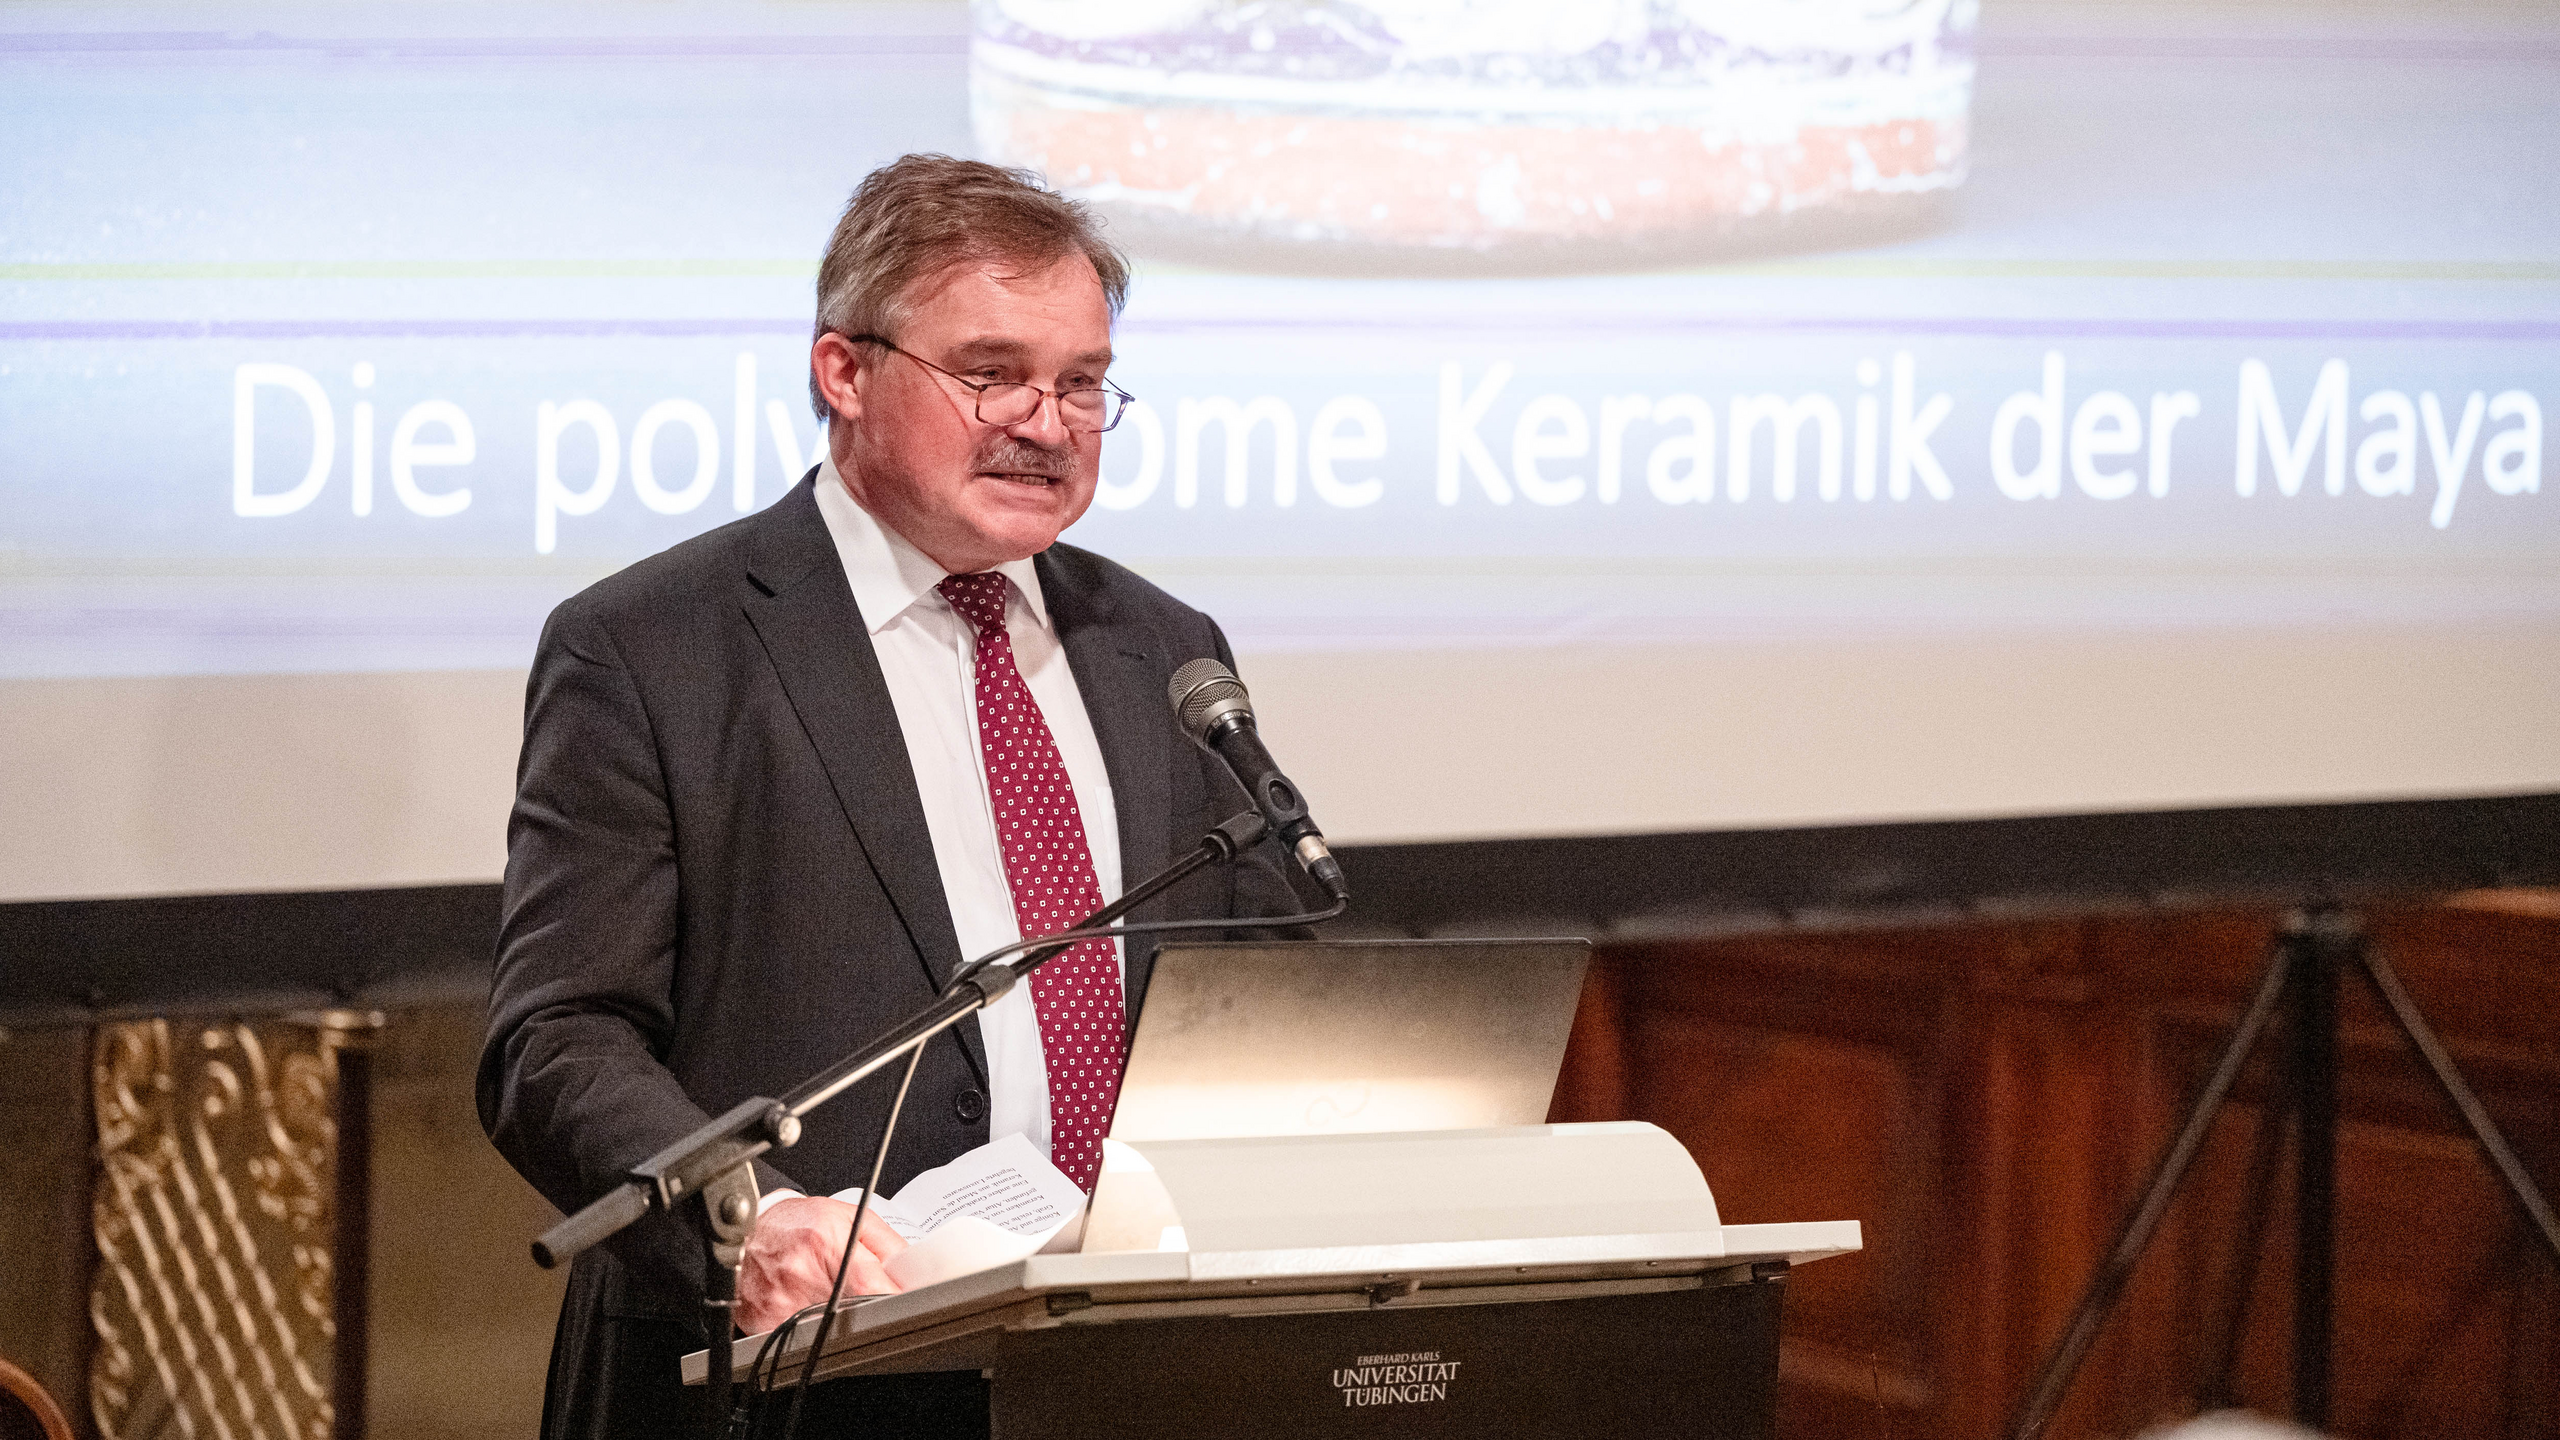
[{"x1": 1167, "y1": 659, "x2": 1349, "y2": 902}]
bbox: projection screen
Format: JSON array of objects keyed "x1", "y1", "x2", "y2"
[{"x1": 3, "y1": 0, "x2": 2555, "y2": 901}]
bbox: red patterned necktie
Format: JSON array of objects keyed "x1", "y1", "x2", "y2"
[{"x1": 937, "y1": 571, "x2": 1124, "y2": 1191}]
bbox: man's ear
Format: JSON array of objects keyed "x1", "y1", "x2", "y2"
[{"x1": 810, "y1": 332, "x2": 868, "y2": 423}]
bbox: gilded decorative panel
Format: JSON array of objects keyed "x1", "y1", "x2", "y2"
[{"x1": 89, "y1": 1018, "x2": 361, "y2": 1440}]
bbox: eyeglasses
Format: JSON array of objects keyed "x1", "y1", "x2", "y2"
[{"x1": 844, "y1": 334, "x2": 1136, "y2": 434}]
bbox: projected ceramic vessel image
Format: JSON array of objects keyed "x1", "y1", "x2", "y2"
[{"x1": 971, "y1": 0, "x2": 1976, "y2": 271}]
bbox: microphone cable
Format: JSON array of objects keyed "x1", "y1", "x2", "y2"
[{"x1": 764, "y1": 1045, "x2": 923, "y2": 1440}]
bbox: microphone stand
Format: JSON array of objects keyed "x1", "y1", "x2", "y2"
[{"x1": 528, "y1": 810, "x2": 1276, "y2": 1439}]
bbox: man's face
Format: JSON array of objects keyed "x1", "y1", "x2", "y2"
[{"x1": 817, "y1": 254, "x2": 1113, "y2": 575}]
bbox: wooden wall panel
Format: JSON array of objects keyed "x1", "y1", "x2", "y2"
[
  {"x1": 0, "y1": 1024, "x2": 93, "y2": 1427},
  {"x1": 1634, "y1": 1022, "x2": 1905, "y2": 1342},
  {"x1": 365, "y1": 1004, "x2": 567, "y2": 1440},
  {"x1": 1562, "y1": 896, "x2": 2560, "y2": 1440}
]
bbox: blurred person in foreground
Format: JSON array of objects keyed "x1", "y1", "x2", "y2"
[{"x1": 479, "y1": 154, "x2": 1308, "y2": 1440}]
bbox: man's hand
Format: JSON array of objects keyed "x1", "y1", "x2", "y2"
[{"x1": 735, "y1": 1196, "x2": 908, "y2": 1335}]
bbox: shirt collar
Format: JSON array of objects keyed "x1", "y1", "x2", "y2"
[{"x1": 813, "y1": 455, "x2": 1050, "y2": 637}]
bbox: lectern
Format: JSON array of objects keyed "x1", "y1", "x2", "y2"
[{"x1": 687, "y1": 1121, "x2": 1860, "y2": 1438}]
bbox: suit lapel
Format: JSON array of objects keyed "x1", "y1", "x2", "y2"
[
  {"x1": 1039, "y1": 551, "x2": 1174, "y2": 1023},
  {"x1": 740, "y1": 477, "x2": 986, "y2": 1084}
]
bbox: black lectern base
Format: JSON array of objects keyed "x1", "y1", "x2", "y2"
[{"x1": 993, "y1": 1273, "x2": 1787, "y2": 1440}]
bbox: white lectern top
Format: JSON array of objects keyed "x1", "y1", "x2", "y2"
[{"x1": 685, "y1": 1121, "x2": 1859, "y2": 1388}]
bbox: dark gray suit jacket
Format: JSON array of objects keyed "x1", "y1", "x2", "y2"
[{"x1": 478, "y1": 473, "x2": 1305, "y2": 1436}]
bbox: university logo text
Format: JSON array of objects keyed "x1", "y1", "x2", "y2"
[{"x1": 1330, "y1": 1351, "x2": 1461, "y2": 1408}]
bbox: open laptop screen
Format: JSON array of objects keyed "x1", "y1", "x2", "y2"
[{"x1": 1110, "y1": 939, "x2": 1591, "y2": 1143}]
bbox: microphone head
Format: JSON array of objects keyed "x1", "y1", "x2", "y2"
[{"x1": 1168, "y1": 658, "x2": 1254, "y2": 741}]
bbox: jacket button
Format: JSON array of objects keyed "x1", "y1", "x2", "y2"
[{"x1": 953, "y1": 1088, "x2": 987, "y2": 1123}]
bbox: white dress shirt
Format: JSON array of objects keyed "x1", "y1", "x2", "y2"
[{"x1": 810, "y1": 458, "x2": 1122, "y2": 1170}]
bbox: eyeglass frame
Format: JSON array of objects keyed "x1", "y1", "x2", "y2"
[{"x1": 839, "y1": 332, "x2": 1138, "y2": 434}]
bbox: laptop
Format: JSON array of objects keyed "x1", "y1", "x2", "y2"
[{"x1": 1109, "y1": 938, "x2": 1592, "y2": 1143}]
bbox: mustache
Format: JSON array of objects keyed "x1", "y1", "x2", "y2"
[{"x1": 972, "y1": 436, "x2": 1074, "y2": 478}]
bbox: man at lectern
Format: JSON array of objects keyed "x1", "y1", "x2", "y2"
[{"x1": 479, "y1": 154, "x2": 1308, "y2": 1439}]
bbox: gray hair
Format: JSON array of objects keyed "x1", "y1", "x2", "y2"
[{"x1": 810, "y1": 154, "x2": 1130, "y2": 420}]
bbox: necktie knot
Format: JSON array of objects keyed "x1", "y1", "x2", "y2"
[{"x1": 938, "y1": 571, "x2": 1010, "y2": 637}]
